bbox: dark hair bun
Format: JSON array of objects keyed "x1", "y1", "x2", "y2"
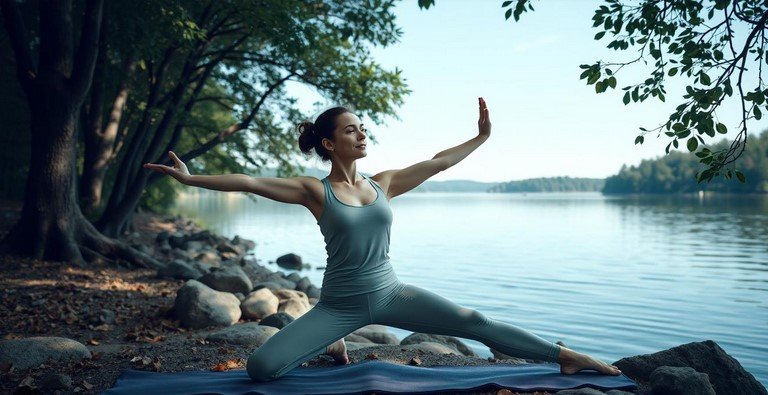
[{"x1": 297, "y1": 121, "x2": 315, "y2": 155}]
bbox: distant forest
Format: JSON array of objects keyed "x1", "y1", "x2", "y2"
[
  {"x1": 488, "y1": 177, "x2": 604, "y2": 193},
  {"x1": 603, "y1": 129, "x2": 768, "y2": 194}
]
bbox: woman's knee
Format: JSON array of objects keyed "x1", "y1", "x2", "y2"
[{"x1": 246, "y1": 351, "x2": 280, "y2": 382}]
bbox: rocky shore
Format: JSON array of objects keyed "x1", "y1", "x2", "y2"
[{"x1": 0, "y1": 209, "x2": 765, "y2": 394}]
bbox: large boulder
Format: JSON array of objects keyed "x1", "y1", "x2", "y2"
[
  {"x1": 173, "y1": 280, "x2": 241, "y2": 329},
  {"x1": 613, "y1": 340, "x2": 767, "y2": 395},
  {"x1": 231, "y1": 235, "x2": 256, "y2": 253},
  {"x1": 240, "y1": 288, "x2": 279, "y2": 320},
  {"x1": 352, "y1": 327, "x2": 399, "y2": 345},
  {"x1": 273, "y1": 289, "x2": 310, "y2": 319},
  {"x1": 649, "y1": 365, "x2": 715, "y2": 395},
  {"x1": 401, "y1": 342, "x2": 461, "y2": 355},
  {"x1": 205, "y1": 322, "x2": 278, "y2": 346},
  {"x1": 199, "y1": 266, "x2": 253, "y2": 294},
  {"x1": 401, "y1": 333, "x2": 478, "y2": 357},
  {"x1": 0, "y1": 337, "x2": 91, "y2": 370}
]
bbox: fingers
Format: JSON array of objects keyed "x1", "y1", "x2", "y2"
[
  {"x1": 168, "y1": 151, "x2": 181, "y2": 164},
  {"x1": 478, "y1": 97, "x2": 488, "y2": 123}
]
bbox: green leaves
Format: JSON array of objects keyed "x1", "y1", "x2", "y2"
[{"x1": 687, "y1": 137, "x2": 698, "y2": 152}]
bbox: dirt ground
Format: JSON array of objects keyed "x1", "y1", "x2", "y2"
[{"x1": 0, "y1": 200, "x2": 641, "y2": 394}]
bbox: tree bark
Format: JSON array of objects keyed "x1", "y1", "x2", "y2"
[{"x1": 0, "y1": 0, "x2": 163, "y2": 269}]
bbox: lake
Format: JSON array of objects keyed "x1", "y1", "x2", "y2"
[{"x1": 169, "y1": 190, "x2": 768, "y2": 386}]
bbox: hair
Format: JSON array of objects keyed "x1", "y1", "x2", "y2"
[{"x1": 297, "y1": 106, "x2": 353, "y2": 162}]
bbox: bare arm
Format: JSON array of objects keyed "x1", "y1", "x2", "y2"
[
  {"x1": 373, "y1": 97, "x2": 492, "y2": 198},
  {"x1": 144, "y1": 151, "x2": 311, "y2": 205}
]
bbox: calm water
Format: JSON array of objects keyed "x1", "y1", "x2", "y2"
[{"x1": 169, "y1": 190, "x2": 768, "y2": 386}]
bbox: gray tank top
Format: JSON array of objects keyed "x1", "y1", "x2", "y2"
[{"x1": 317, "y1": 174, "x2": 400, "y2": 297}]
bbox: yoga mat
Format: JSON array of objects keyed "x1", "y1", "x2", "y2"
[{"x1": 105, "y1": 360, "x2": 638, "y2": 395}]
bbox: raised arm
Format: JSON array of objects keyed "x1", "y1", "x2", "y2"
[
  {"x1": 144, "y1": 151, "x2": 312, "y2": 205},
  {"x1": 373, "y1": 97, "x2": 492, "y2": 199}
]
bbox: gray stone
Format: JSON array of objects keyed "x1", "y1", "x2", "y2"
[
  {"x1": 168, "y1": 232, "x2": 188, "y2": 249},
  {"x1": 240, "y1": 288, "x2": 279, "y2": 320},
  {"x1": 259, "y1": 312, "x2": 295, "y2": 329},
  {"x1": 173, "y1": 280, "x2": 241, "y2": 329},
  {"x1": 276, "y1": 253, "x2": 302, "y2": 270},
  {"x1": 194, "y1": 251, "x2": 219, "y2": 265},
  {"x1": 352, "y1": 327, "x2": 399, "y2": 345},
  {"x1": 205, "y1": 322, "x2": 278, "y2": 346},
  {"x1": 344, "y1": 333, "x2": 374, "y2": 344},
  {"x1": 252, "y1": 281, "x2": 284, "y2": 293},
  {"x1": 296, "y1": 276, "x2": 313, "y2": 292},
  {"x1": 649, "y1": 365, "x2": 716, "y2": 395},
  {"x1": 231, "y1": 235, "x2": 256, "y2": 252},
  {"x1": 199, "y1": 266, "x2": 253, "y2": 294},
  {"x1": 279, "y1": 298, "x2": 310, "y2": 319},
  {"x1": 304, "y1": 284, "x2": 321, "y2": 299},
  {"x1": 401, "y1": 333, "x2": 478, "y2": 357},
  {"x1": 98, "y1": 308, "x2": 116, "y2": 324},
  {"x1": 186, "y1": 240, "x2": 205, "y2": 252},
  {"x1": 401, "y1": 342, "x2": 461, "y2": 355},
  {"x1": 265, "y1": 273, "x2": 296, "y2": 290},
  {"x1": 155, "y1": 231, "x2": 170, "y2": 243},
  {"x1": 39, "y1": 373, "x2": 73, "y2": 390},
  {"x1": 345, "y1": 341, "x2": 379, "y2": 351},
  {"x1": 157, "y1": 259, "x2": 204, "y2": 280},
  {"x1": 613, "y1": 340, "x2": 767, "y2": 395},
  {"x1": 217, "y1": 241, "x2": 243, "y2": 256},
  {"x1": 286, "y1": 272, "x2": 302, "y2": 283},
  {"x1": 0, "y1": 337, "x2": 91, "y2": 370}
]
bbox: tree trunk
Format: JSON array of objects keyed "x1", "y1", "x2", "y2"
[{"x1": 0, "y1": 0, "x2": 163, "y2": 269}]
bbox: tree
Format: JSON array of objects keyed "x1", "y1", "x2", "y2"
[
  {"x1": 1, "y1": 0, "x2": 409, "y2": 265},
  {"x1": 0, "y1": 0, "x2": 162, "y2": 267},
  {"x1": 419, "y1": 0, "x2": 768, "y2": 184}
]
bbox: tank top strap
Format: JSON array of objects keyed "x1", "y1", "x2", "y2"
[
  {"x1": 362, "y1": 174, "x2": 383, "y2": 193},
  {"x1": 321, "y1": 176, "x2": 333, "y2": 206}
]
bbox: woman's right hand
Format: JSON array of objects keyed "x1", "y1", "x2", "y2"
[{"x1": 143, "y1": 151, "x2": 191, "y2": 184}]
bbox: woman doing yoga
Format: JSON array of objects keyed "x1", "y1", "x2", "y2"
[{"x1": 144, "y1": 97, "x2": 622, "y2": 382}]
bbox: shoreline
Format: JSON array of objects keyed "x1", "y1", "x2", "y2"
[{"x1": 0, "y1": 205, "x2": 764, "y2": 394}]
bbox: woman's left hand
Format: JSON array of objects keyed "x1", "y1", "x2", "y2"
[{"x1": 478, "y1": 97, "x2": 491, "y2": 139}]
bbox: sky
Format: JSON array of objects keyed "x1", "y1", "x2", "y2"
[{"x1": 285, "y1": 0, "x2": 766, "y2": 183}]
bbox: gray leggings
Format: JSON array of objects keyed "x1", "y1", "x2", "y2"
[{"x1": 246, "y1": 281, "x2": 562, "y2": 381}]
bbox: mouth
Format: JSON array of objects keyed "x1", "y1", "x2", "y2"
[{"x1": 356, "y1": 144, "x2": 367, "y2": 149}]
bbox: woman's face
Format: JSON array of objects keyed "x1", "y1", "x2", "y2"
[{"x1": 328, "y1": 112, "x2": 368, "y2": 159}]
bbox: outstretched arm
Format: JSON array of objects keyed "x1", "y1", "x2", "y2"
[
  {"x1": 143, "y1": 151, "x2": 311, "y2": 205},
  {"x1": 373, "y1": 97, "x2": 492, "y2": 199}
]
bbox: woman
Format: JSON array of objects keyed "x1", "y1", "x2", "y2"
[{"x1": 144, "y1": 97, "x2": 622, "y2": 382}]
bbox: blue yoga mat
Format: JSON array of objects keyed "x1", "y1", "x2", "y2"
[{"x1": 105, "y1": 360, "x2": 637, "y2": 395}]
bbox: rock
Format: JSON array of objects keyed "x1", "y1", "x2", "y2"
[
  {"x1": 205, "y1": 322, "x2": 279, "y2": 346},
  {"x1": 286, "y1": 272, "x2": 302, "y2": 283},
  {"x1": 199, "y1": 266, "x2": 252, "y2": 294},
  {"x1": 554, "y1": 389, "x2": 606, "y2": 395},
  {"x1": 232, "y1": 235, "x2": 256, "y2": 252},
  {"x1": 401, "y1": 342, "x2": 461, "y2": 355},
  {"x1": 132, "y1": 243, "x2": 153, "y2": 255},
  {"x1": 490, "y1": 347, "x2": 535, "y2": 364},
  {"x1": 168, "y1": 232, "x2": 188, "y2": 249},
  {"x1": 188, "y1": 230, "x2": 213, "y2": 242},
  {"x1": 217, "y1": 241, "x2": 243, "y2": 256},
  {"x1": 345, "y1": 341, "x2": 380, "y2": 351},
  {"x1": 240, "y1": 288, "x2": 279, "y2": 320},
  {"x1": 0, "y1": 337, "x2": 91, "y2": 370},
  {"x1": 173, "y1": 280, "x2": 241, "y2": 329},
  {"x1": 157, "y1": 259, "x2": 204, "y2": 280},
  {"x1": 304, "y1": 284, "x2": 321, "y2": 299},
  {"x1": 279, "y1": 298, "x2": 310, "y2": 319},
  {"x1": 252, "y1": 281, "x2": 284, "y2": 293},
  {"x1": 296, "y1": 276, "x2": 313, "y2": 292},
  {"x1": 352, "y1": 327, "x2": 399, "y2": 345},
  {"x1": 613, "y1": 340, "x2": 767, "y2": 395},
  {"x1": 155, "y1": 231, "x2": 171, "y2": 243},
  {"x1": 159, "y1": 242, "x2": 172, "y2": 253},
  {"x1": 171, "y1": 248, "x2": 195, "y2": 261},
  {"x1": 186, "y1": 240, "x2": 205, "y2": 252},
  {"x1": 649, "y1": 366, "x2": 716, "y2": 395},
  {"x1": 194, "y1": 251, "x2": 219, "y2": 265},
  {"x1": 272, "y1": 288, "x2": 308, "y2": 302},
  {"x1": 276, "y1": 253, "x2": 302, "y2": 270},
  {"x1": 401, "y1": 333, "x2": 478, "y2": 357},
  {"x1": 344, "y1": 333, "x2": 374, "y2": 344},
  {"x1": 240, "y1": 262, "x2": 274, "y2": 284},
  {"x1": 39, "y1": 373, "x2": 73, "y2": 391},
  {"x1": 259, "y1": 312, "x2": 295, "y2": 329},
  {"x1": 604, "y1": 391, "x2": 636, "y2": 395},
  {"x1": 265, "y1": 274, "x2": 296, "y2": 290}
]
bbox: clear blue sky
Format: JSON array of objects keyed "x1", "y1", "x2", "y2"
[{"x1": 286, "y1": 0, "x2": 765, "y2": 183}]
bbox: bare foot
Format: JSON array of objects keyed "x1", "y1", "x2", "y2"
[
  {"x1": 557, "y1": 346, "x2": 622, "y2": 376},
  {"x1": 325, "y1": 338, "x2": 350, "y2": 365}
]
